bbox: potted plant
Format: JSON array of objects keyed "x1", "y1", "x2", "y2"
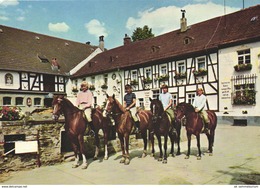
[
  {"x1": 193, "y1": 68, "x2": 208, "y2": 77},
  {"x1": 155, "y1": 74, "x2": 169, "y2": 81},
  {"x1": 234, "y1": 63, "x2": 252, "y2": 72},
  {"x1": 130, "y1": 79, "x2": 138, "y2": 85},
  {"x1": 0, "y1": 106, "x2": 23, "y2": 121},
  {"x1": 143, "y1": 77, "x2": 152, "y2": 84}
]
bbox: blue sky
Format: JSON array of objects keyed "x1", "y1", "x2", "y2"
[{"x1": 1, "y1": 0, "x2": 260, "y2": 49}]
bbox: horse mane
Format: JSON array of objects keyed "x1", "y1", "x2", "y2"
[
  {"x1": 114, "y1": 98, "x2": 126, "y2": 113},
  {"x1": 63, "y1": 98, "x2": 80, "y2": 112},
  {"x1": 178, "y1": 102, "x2": 195, "y2": 112}
]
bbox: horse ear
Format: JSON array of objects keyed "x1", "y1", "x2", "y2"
[
  {"x1": 106, "y1": 94, "x2": 109, "y2": 98},
  {"x1": 112, "y1": 94, "x2": 115, "y2": 99},
  {"x1": 149, "y1": 97, "x2": 152, "y2": 102}
]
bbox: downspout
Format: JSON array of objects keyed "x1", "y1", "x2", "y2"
[{"x1": 117, "y1": 68, "x2": 124, "y2": 104}]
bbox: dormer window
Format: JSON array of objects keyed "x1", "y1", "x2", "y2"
[
  {"x1": 183, "y1": 36, "x2": 194, "y2": 45},
  {"x1": 38, "y1": 55, "x2": 49, "y2": 63}
]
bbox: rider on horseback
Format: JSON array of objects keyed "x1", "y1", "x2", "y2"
[
  {"x1": 123, "y1": 84, "x2": 140, "y2": 133},
  {"x1": 159, "y1": 84, "x2": 176, "y2": 133},
  {"x1": 192, "y1": 88, "x2": 209, "y2": 134},
  {"x1": 76, "y1": 81, "x2": 95, "y2": 136}
]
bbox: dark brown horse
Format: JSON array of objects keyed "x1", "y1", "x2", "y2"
[
  {"x1": 149, "y1": 98, "x2": 180, "y2": 164},
  {"x1": 174, "y1": 102, "x2": 217, "y2": 160},
  {"x1": 136, "y1": 109, "x2": 155, "y2": 158},
  {"x1": 52, "y1": 96, "x2": 110, "y2": 169},
  {"x1": 103, "y1": 94, "x2": 133, "y2": 165}
]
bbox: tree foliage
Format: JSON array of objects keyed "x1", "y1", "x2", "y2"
[{"x1": 131, "y1": 25, "x2": 155, "y2": 42}]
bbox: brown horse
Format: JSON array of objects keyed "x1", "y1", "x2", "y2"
[
  {"x1": 103, "y1": 94, "x2": 133, "y2": 165},
  {"x1": 149, "y1": 98, "x2": 180, "y2": 164},
  {"x1": 136, "y1": 109, "x2": 155, "y2": 158},
  {"x1": 174, "y1": 102, "x2": 217, "y2": 160},
  {"x1": 52, "y1": 96, "x2": 110, "y2": 169}
]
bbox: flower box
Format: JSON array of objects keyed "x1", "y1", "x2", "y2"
[
  {"x1": 0, "y1": 106, "x2": 24, "y2": 121},
  {"x1": 101, "y1": 84, "x2": 108, "y2": 89},
  {"x1": 156, "y1": 74, "x2": 169, "y2": 81},
  {"x1": 143, "y1": 77, "x2": 152, "y2": 84},
  {"x1": 233, "y1": 90, "x2": 256, "y2": 105},
  {"x1": 234, "y1": 63, "x2": 252, "y2": 72},
  {"x1": 193, "y1": 69, "x2": 208, "y2": 77},
  {"x1": 174, "y1": 72, "x2": 186, "y2": 79},
  {"x1": 130, "y1": 80, "x2": 138, "y2": 85}
]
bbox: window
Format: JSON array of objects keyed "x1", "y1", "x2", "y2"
[
  {"x1": 144, "y1": 67, "x2": 152, "y2": 79},
  {"x1": 232, "y1": 74, "x2": 256, "y2": 105},
  {"x1": 177, "y1": 61, "x2": 185, "y2": 74},
  {"x1": 131, "y1": 70, "x2": 138, "y2": 81},
  {"x1": 139, "y1": 98, "x2": 144, "y2": 109},
  {"x1": 238, "y1": 49, "x2": 250, "y2": 64},
  {"x1": 34, "y1": 98, "x2": 41, "y2": 106},
  {"x1": 3, "y1": 97, "x2": 11, "y2": 105},
  {"x1": 5, "y1": 73, "x2": 13, "y2": 85},
  {"x1": 91, "y1": 76, "x2": 95, "y2": 85},
  {"x1": 197, "y1": 57, "x2": 206, "y2": 69},
  {"x1": 152, "y1": 89, "x2": 160, "y2": 99},
  {"x1": 15, "y1": 97, "x2": 24, "y2": 106},
  {"x1": 187, "y1": 93, "x2": 196, "y2": 104},
  {"x1": 160, "y1": 65, "x2": 167, "y2": 75},
  {"x1": 104, "y1": 74, "x2": 108, "y2": 85}
]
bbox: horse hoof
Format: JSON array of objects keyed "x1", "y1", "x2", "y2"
[
  {"x1": 72, "y1": 164, "x2": 79, "y2": 168},
  {"x1": 93, "y1": 156, "x2": 98, "y2": 160},
  {"x1": 142, "y1": 153, "x2": 147, "y2": 158},
  {"x1": 176, "y1": 152, "x2": 181, "y2": 156},
  {"x1": 158, "y1": 158, "x2": 162, "y2": 162},
  {"x1": 150, "y1": 153, "x2": 155, "y2": 157},
  {"x1": 120, "y1": 158, "x2": 126, "y2": 163},
  {"x1": 162, "y1": 160, "x2": 167, "y2": 164},
  {"x1": 81, "y1": 163, "x2": 88, "y2": 169},
  {"x1": 185, "y1": 156, "x2": 189, "y2": 159},
  {"x1": 197, "y1": 156, "x2": 202, "y2": 160},
  {"x1": 104, "y1": 156, "x2": 108, "y2": 160},
  {"x1": 169, "y1": 153, "x2": 175, "y2": 157},
  {"x1": 124, "y1": 158, "x2": 130, "y2": 165},
  {"x1": 209, "y1": 153, "x2": 213, "y2": 156}
]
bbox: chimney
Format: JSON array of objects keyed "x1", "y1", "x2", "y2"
[
  {"x1": 123, "y1": 34, "x2": 131, "y2": 45},
  {"x1": 99, "y1": 35, "x2": 104, "y2": 51},
  {"x1": 180, "y1": 9, "x2": 187, "y2": 32}
]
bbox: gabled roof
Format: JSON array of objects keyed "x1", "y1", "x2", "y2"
[
  {"x1": 72, "y1": 5, "x2": 260, "y2": 78},
  {"x1": 0, "y1": 25, "x2": 98, "y2": 75}
]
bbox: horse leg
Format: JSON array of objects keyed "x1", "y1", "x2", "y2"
[
  {"x1": 118, "y1": 134, "x2": 126, "y2": 164},
  {"x1": 162, "y1": 135, "x2": 168, "y2": 164},
  {"x1": 176, "y1": 126, "x2": 181, "y2": 155},
  {"x1": 150, "y1": 132, "x2": 155, "y2": 157},
  {"x1": 78, "y1": 134, "x2": 88, "y2": 169},
  {"x1": 196, "y1": 134, "x2": 202, "y2": 160},
  {"x1": 207, "y1": 129, "x2": 215, "y2": 156},
  {"x1": 124, "y1": 134, "x2": 130, "y2": 165},
  {"x1": 156, "y1": 134, "x2": 163, "y2": 161},
  {"x1": 103, "y1": 129, "x2": 109, "y2": 160},
  {"x1": 169, "y1": 132, "x2": 175, "y2": 157},
  {"x1": 93, "y1": 131, "x2": 100, "y2": 160},
  {"x1": 185, "y1": 132, "x2": 192, "y2": 159},
  {"x1": 141, "y1": 130, "x2": 148, "y2": 158}
]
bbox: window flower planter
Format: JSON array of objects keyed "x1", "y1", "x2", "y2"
[
  {"x1": 193, "y1": 69, "x2": 208, "y2": 77},
  {"x1": 234, "y1": 63, "x2": 252, "y2": 72},
  {"x1": 233, "y1": 90, "x2": 256, "y2": 105},
  {"x1": 155, "y1": 74, "x2": 169, "y2": 81},
  {"x1": 0, "y1": 106, "x2": 24, "y2": 121},
  {"x1": 101, "y1": 84, "x2": 108, "y2": 89},
  {"x1": 143, "y1": 77, "x2": 152, "y2": 84},
  {"x1": 89, "y1": 85, "x2": 95, "y2": 91},
  {"x1": 174, "y1": 72, "x2": 186, "y2": 79},
  {"x1": 130, "y1": 80, "x2": 138, "y2": 85}
]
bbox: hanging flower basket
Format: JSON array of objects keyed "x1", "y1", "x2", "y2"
[
  {"x1": 234, "y1": 63, "x2": 252, "y2": 72},
  {"x1": 193, "y1": 68, "x2": 208, "y2": 77}
]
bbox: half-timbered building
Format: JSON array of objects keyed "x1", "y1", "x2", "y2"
[{"x1": 71, "y1": 5, "x2": 260, "y2": 125}]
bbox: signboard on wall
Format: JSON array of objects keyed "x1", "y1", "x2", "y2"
[
  {"x1": 221, "y1": 81, "x2": 231, "y2": 99},
  {"x1": 15, "y1": 141, "x2": 38, "y2": 154}
]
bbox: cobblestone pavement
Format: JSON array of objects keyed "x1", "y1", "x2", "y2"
[{"x1": 1, "y1": 124, "x2": 260, "y2": 185}]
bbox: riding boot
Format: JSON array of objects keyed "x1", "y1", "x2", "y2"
[
  {"x1": 134, "y1": 121, "x2": 140, "y2": 133},
  {"x1": 202, "y1": 123, "x2": 209, "y2": 134},
  {"x1": 87, "y1": 121, "x2": 95, "y2": 137}
]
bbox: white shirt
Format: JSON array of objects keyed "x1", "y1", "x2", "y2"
[{"x1": 192, "y1": 94, "x2": 207, "y2": 111}]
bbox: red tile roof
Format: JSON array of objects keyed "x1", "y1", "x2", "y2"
[
  {"x1": 0, "y1": 25, "x2": 98, "y2": 75},
  {"x1": 72, "y1": 5, "x2": 260, "y2": 78}
]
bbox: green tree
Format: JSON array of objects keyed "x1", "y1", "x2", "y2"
[{"x1": 131, "y1": 25, "x2": 155, "y2": 42}]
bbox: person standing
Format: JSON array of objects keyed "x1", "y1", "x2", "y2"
[
  {"x1": 76, "y1": 81, "x2": 95, "y2": 136},
  {"x1": 123, "y1": 84, "x2": 140, "y2": 133},
  {"x1": 159, "y1": 84, "x2": 175, "y2": 122},
  {"x1": 192, "y1": 88, "x2": 209, "y2": 133}
]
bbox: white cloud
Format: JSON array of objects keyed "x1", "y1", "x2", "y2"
[
  {"x1": 126, "y1": 2, "x2": 239, "y2": 36},
  {"x1": 0, "y1": 15, "x2": 9, "y2": 20},
  {"x1": 48, "y1": 22, "x2": 70, "y2": 32},
  {"x1": 85, "y1": 19, "x2": 108, "y2": 38},
  {"x1": 0, "y1": 0, "x2": 19, "y2": 7},
  {"x1": 16, "y1": 16, "x2": 24, "y2": 21}
]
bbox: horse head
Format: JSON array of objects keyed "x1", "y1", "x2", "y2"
[
  {"x1": 52, "y1": 95, "x2": 64, "y2": 121},
  {"x1": 175, "y1": 102, "x2": 195, "y2": 123},
  {"x1": 149, "y1": 98, "x2": 164, "y2": 124},
  {"x1": 103, "y1": 94, "x2": 117, "y2": 117}
]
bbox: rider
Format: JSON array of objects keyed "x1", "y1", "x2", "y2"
[
  {"x1": 192, "y1": 88, "x2": 209, "y2": 134},
  {"x1": 76, "y1": 81, "x2": 95, "y2": 136},
  {"x1": 123, "y1": 84, "x2": 140, "y2": 133},
  {"x1": 159, "y1": 84, "x2": 175, "y2": 124}
]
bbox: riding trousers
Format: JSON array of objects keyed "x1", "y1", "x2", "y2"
[
  {"x1": 78, "y1": 104, "x2": 92, "y2": 122},
  {"x1": 165, "y1": 108, "x2": 175, "y2": 122},
  {"x1": 199, "y1": 110, "x2": 209, "y2": 124},
  {"x1": 129, "y1": 107, "x2": 139, "y2": 122}
]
